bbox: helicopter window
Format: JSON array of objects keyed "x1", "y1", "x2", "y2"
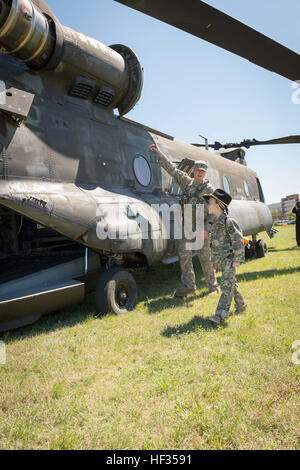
[
  {"x1": 133, "y1": 156, "x2": 152, "y2": 187},
  {"x1": 222, "y1": 175, "x2": 230, "y2": 194},
  {"x1": 244, "y1": 181, "x2": 250, "y2": 197}
]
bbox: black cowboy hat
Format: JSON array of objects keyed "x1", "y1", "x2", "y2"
[{"x1": 203, "y1": 189, "x2": 232, "y2": 213}]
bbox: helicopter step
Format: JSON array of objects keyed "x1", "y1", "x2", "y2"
[{"x1": 0, "y1": 251, "x2": 102, "y2": 332}]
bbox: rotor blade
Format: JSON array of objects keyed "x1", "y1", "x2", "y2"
[
  {"x1": 191, "y1": 143, "x2": 215, "y2": 148},
  {"x1": 192, "y1": 136, "x2": 300, "y2": 150},
  {"x1": 115, "y1": 0, "x2": 300, "y2": 81},
  {"x1": 247, "y1": 135, "x2": 300, "y2": 146}
]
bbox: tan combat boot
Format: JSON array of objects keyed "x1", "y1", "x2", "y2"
[
  {"x1": 174, "y1": 288, "x2": 197, "y2": 298},
  {"x1": 209, "y1": 310, "x2": 228, "y2": 324},
  {"x1": 234, "y1": 304, "x2": 247, "y2": 315},
  {"x1": 208, "y1": 314, "x2": 222, "y2": 324}
]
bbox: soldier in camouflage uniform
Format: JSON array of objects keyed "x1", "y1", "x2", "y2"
[
  {"x1": 203, "y1": 189, "x2": 247, "y2": 324},
  {"x1": 149, "y1": 141, "x2": 218, "y2": 297}
]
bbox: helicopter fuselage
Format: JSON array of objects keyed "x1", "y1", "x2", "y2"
[
  {"x1": 0, "y1": 60, "x2": 272, "y2": 267},
  {"x1": 0, "y1": 0, "x2": 272, "y2": 268}
]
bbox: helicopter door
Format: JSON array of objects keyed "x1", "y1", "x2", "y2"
[{"x1": 256, "y1": 178, "x2": 265, "y2": 203}]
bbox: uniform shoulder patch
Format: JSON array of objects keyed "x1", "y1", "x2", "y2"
[{"x1": 226, "y1": 218, "x2": 239, "y2": 234}]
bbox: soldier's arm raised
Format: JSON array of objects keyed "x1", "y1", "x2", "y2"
[{"x1": 149, "y1": 143, "x2": 192, "y2": 190}]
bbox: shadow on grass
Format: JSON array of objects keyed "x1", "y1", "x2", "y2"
[
  {"x1": 0, "y1": 293, "x2": 97, "y2": 344},
  {"x1": 135, "y1": 262, "x2": 210, "y2": 304},
  {"x1": 162, "y1": 315, "x2": 227, "y2": 337},
  {"x1": 236, "y1": 266, "x2": 299, "y2": 283},
  {"x1": 144, "y1": 290, "x2": 209, "y2": 315},
  {"x1": 268, "y1": 246, "x2": 299, "y2": 253},
  {"x1": 142, "y1": 265, "x2": 299, "y2": 314}
]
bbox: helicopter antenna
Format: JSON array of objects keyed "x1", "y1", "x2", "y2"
[{"x1": 199, "y1": 134, "x2": 209, "y2": 151}]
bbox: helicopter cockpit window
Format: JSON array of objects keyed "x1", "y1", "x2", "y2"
[
  {"x1": 244, "y1": 181, "x2": 250, "y2": 197},
  {"x1": 222, "y1": 175, "x2": 230, "y2": 194},
  {"x1": 133, "y1": 156, "x2": 152, "y2": 187}
]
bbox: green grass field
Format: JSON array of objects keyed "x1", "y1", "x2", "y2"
[{"x1": 0, "y1": 225, "x2": 299, "y2": 450}]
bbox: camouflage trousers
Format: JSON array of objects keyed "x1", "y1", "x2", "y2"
[
  {"x1": 178, "y1": 236, "x2": 218, "y2": 291},
  {"x1": 215, "y1": 257, "x2": 245, "y2": 319}
]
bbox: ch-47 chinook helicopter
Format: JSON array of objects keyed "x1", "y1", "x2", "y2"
[{"x1": 0, "y1": 0, "x2": 300, "y2": 330}]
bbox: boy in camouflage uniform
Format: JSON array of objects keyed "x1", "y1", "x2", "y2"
[
  {"x1": 149, "y1": 141, "x2": 218, "y2": 297},
  {"x1": 204, "y1": 189, "x2": 247, "y2": 324}
]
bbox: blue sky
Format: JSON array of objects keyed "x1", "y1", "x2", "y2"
[{"x1": 46, "y1": 0, "x2": 300, "y2": 204}]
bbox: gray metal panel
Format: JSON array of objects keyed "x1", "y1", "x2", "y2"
[
  {"x1": 0, "y1": 86, "x2": 35, "y2": 120},
  {"x1": 228, "y1": 200, "x2": 273, "y2": 236},
  {"x1": 0, "y1": 279, "x2": 85, "y2": 331},
  {"x1": 0, "y1": 253, "x2": 101, "y2": 301}
]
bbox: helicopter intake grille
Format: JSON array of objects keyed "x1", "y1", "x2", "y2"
[
  {"x1": 69, "y1": 77, "x2": 96, "y2": 100},
  {"x1": 94, "y1": 85, "x2": 115, "y2": 107}
]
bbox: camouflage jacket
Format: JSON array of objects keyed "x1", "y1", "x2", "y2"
[
  {"x1": 210, "y1": 214, "x2": 245, "y2": 264},
  {"x1": 158, "y1": 151, "x2": 215, "y2": 229}
]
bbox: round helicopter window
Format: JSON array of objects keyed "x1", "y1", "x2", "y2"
[
  {"x1": 244, "y1": 180, "x2": 250, "y2": 196},
  {"x1": 223, "y1": 175, "x2": 230, "y2": 194},
  {"x1": 133, "y1": 156, "x2": 151, "y2": 187}
]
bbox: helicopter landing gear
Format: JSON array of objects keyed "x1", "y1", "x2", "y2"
[
  {"x1": 255, "y1": 239, "x2": 268, "y2": 258},
  {"x1": 244, "y1": 236, "x2": 268, "y2": 259},
  {"x1": 95, "y1": 267, "x2": 137, "y2": 315}
]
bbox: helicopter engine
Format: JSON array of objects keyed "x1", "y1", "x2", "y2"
[{"x1": 0, "y1": 0, "x2": 143, "y2": 115}]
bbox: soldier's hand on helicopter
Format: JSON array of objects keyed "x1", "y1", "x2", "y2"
[
  {"x1": 233, "y1": 262, "x2": 240, "y2": 268},
  {"x1": 149, "y1": 143, "x2": 163, "y2": 159},
  {"x1": 204, "y1": 230, "x2": 209, "y2": 240}
]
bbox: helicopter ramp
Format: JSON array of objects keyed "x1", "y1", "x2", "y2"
[{"x1": 0, "y1": 253, "x2": 101, "y2": 332}]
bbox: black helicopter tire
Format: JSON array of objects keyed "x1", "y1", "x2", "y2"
[
  {"x1": 95, "y1": 268, "x2": 137, "y2": 315},
  {"x1": 255, "y1": 239, "x2": 268, "y2": 258}
]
